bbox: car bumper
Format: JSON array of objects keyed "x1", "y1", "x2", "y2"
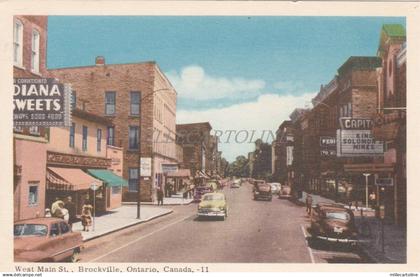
[
  {"x1": 198, "y1": 211, "x2": 226, "y2": 217},
  {"x1": 254, "y1": 195, "x2": 272, "y2": 200},
  {"x1": 315, "y1": 235, "x2": 359, "y2": 244}
]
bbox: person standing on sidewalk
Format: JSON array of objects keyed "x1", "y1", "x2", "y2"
[
  {"x1": 64, "y1": 196, "x2": 77, "y2": 231},
  {"x1": 157, "y1": 187, "x2": 164, "y2": 206},
  {"x1": 306, "y1": 194, "x2": 313, "y2": 215},
  {"x1": 81, "y1": 201, "x2": 93, "y2": 232}
]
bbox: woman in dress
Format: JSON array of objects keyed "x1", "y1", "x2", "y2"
[{"x1": 81, "y1": 202, "x2": 93, "y2": 231}]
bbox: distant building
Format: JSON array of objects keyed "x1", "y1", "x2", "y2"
[
  {"x1": 176, "y1": 122, "x2": 212, "y2": 178},
  {"x1": 272, "y1": 121, "x2": 295, "y2": 187}
]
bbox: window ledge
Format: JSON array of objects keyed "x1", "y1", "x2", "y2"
[
  {"x1": 14, "y1": 64, "x2": 25, "y2": 70},
  {"x1": 30, "y1": 70, "x2": 42, "y2": 77}
]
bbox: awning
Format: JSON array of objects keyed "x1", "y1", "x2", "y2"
[
  {"x1": 47, "y1": 167, "x2": 103, "y2": 191},
  {"x1": 196, "y1": 170, "x2": 210, "y2": 179},
  {"x1": 87, "y1": 169, "x2": 128, "y2": 187},
  {"x1": 167, "y1": 169, "x2": 191, "y2": 178}
]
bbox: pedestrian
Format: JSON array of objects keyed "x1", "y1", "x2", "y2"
[
  {"x1": 64, "y1": 196, "x2": 77, "y2": 231},
  {"x1": 51, "y1": 199, "x2": 66, "y2": 218},
  {"x1": 168, "y1": 183, "x2": 173, "y2": 198},
  {"x1": 44, "y1": 208, "x2": 52, "y2": 217},
  {"x1": 81, "y1": 201, "x2": 93, "y2": 232},
  {"x1": 157, "y1": 187, "x2": 164, "y2": 206},
  {"x1": 369, "y1": 192, "x2": 376, "y2": 208},
  {"x1": 305, "y1": 194, "x2": 313, "y2": 215}
]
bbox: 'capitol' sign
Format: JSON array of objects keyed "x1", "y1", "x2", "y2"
[{"x1": 14, "y1": 78, "x2": 71, "y2": 127}]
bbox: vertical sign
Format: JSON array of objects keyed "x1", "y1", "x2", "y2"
[
  {"x1": 140, "y1": 157, "x2": 152, "y2": 177},
  {"x1": 286, "y1": 146, "x2": 294, "y2": 166}
]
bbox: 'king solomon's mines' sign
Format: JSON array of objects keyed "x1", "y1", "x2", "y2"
[{"x1": 14, "y1": 78, "x2": 71, "y2": 127}]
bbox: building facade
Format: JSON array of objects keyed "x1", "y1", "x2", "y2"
[
  {"x1": 13, "y1": 16, "x2": 49, "y2": 221},
  {"x1": 49, "y1": 57, "x2": 177, "y2": 202}
]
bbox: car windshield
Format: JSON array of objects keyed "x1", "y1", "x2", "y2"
[
  {"x1": 14, "y1": 224, "x2": 48, "y2": 237},
  {"x1": 203, "y1": 194, "x2": 224, "y2": 201},
  {"x1": 325, "y1": 212, "x2": 350, "y2": 221}
]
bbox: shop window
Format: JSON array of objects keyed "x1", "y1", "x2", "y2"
[
  {"x1": 107, "y1": 126, "x2": 115, "y2": 146},
  {"x1": 31, "y1": 30, "x2": 40, "y2": 73},
  {"x1": 69, "y1": 123, "x2": 75, "y2": 148},
  {"x1": 112, "y1": 186, "x2": 121, "y2": 194},
  {"x1": 14, "y1": 126, "x2": 23, "y2": 133},
  {"x1": 128, "y1": 168, "x2": 139, "y2": 192},
  {"x1": 82, "y1": 126, "x2": 88, "y2": 151},
  {"x1": 13, "y1": 20, "x2": 23, "y2": 66},
  {"x1": 105, "y1": 91, "x2": 116, "y2": 115},
  {"x1": 130, "y1": 91, "x2": 141, "y2": 116},
  {"x1": 129, "y1": 126, "x2": 139, "y2": 150},
  {"x1": 28, "y1": 183, "x2": 38, "y2": 206}
]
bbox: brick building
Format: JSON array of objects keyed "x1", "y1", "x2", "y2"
[
  {"x1": 272, "y1": 120, "x2": 295, "y2": 186},
  {"x1": 13, "y1": 16, "x2": 49, "y2": 220},
  {"x1": 373, "y1": 24, "x2": 406, "y2": 225},
  {"x1": 49, "y1": 57, "x2": 177, "y2": 202},
  {"x1": 176, "y1": 122, "x2": 212, "y2": 178}
]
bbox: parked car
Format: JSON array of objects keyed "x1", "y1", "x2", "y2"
[
  {"x1": 14, "y1": 217, "x2": 83, "y2": 262},
  {"x1": 310, "y1": 203, "x2": 358, "y2": 243},
  {"x1": 206, "y1": 179, "x2": 220, "y2": 191},
  {"x1": 253, "y1": 181, "x2": 272, "y2": 201},
  {"x1": 278, "y1": 185, "x2": 292, "y2": 198},
  {"x1": 230, "y1": 179, "x2": 241, "y2": 188},
  {"x1": 197, "y1": 192, "x2": 228, "y2": 220},
  {"x1": 269, "y1": 182, "x2": 281, "y2": 195}
]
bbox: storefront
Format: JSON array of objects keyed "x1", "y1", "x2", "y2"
[
  {"x1": 166, "y1": 169, "x2": 192, "y2": 194},
  {"x1": 87, "y1": 169, "x2": 128, "y2": 210}
]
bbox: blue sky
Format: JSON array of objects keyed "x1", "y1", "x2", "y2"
[{"x1": 47, "y1": 16, "x2": 405, "y2": 161}]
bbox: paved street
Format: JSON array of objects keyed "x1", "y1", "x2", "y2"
[{"x1": 80, "y1": 181, "x2": 371, "y2": 263}]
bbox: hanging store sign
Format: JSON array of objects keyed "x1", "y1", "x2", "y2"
[
  {"x1": 375, "y1": 177, "x2": 394, "y2": 187},
  {"x1": 320, "y1": 136, "x2": 336, "y2": 157},
  {"x1": 286, "y1": 146, "x2": 294, "y2": 166},
  {"x1": 320, "y1": 149, "x2": 337, "y2": 157},
  {"x1": 13, "y1": 78, "x2": 71, "y2": 127},
  {"x1": 140, "y1": 157, "x2": 152, "y2": 177},
  {"x1": 339, "y1": 117, "x2": 374, "y2": 130},
  {"x1": 336, "y1": 129, "x2": 384, "y2": 157},
  {"x1": 320, "y1": 136, "x2": 336, "y2": 147},
  {"x1": 161, "y1": 164, "x2": 178, "y2": 173}
]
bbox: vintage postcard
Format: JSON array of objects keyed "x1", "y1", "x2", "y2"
[{"x1": 1, "y1": 0, "x2": 420, "y2": 273}]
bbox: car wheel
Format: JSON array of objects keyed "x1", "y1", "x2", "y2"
[{"x1": 70, "y1": 248, "x2": 80, "y2": 263}]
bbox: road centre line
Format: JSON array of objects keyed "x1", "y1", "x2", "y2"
[
  {"x1": 300, "y1": 224, "x2": 316, "y2": 264},
  {"x1": 88, "y1": 214, "x2": 194, "y2": 262}
]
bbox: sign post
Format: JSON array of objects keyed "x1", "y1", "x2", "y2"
[{"x1": 138, "y1": 157, "x2": 152, "y2": 219}]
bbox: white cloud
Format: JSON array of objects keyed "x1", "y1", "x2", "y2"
[
  {"x1": 166, "y1": 65, "x2": 266, "y2": 100},
  {"x1": 177, "y1": 92, "x2": 317, "y2": 162}
]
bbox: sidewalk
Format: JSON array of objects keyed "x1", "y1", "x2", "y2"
[
  {"x1": 123, "y1": 192, "x2": 194, "y2": 206},
  {"x1": 297, "y1": 191, "x2": 406, "y2": 263},
  {"x1": 73, "y1": 205, "x2": 173, "y2": 241}
]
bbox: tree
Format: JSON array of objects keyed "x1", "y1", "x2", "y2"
[{"x1": 227, "y1": 155, "x2": 249, "y2": 177}]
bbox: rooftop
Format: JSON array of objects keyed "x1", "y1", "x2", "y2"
[{"x1": 337, "y1": 56, "x2": 382, "y2": 76}]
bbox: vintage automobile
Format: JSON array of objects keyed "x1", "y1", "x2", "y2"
[
  {"x1": 278, "y1": 185, "x2": 292, "y2": 198},
  {"x1": 230, "y1": 179, "x2": 241, "y2": 188},
  {"x1": 206, "y1": 179, "x2": 220, "y2": 191},
  {"x1": 310, "y1": 203, "x2": 358, "y2": 243},
  {"x1": 14, "y1": 217, "x2": 83, "y2": 262},
  {"x1": 269, "y1": 182, "x2": 281, "y2": 195},
  {"x1": 253, "y1": 181, "x2": 272, "y2": 201},
  {"x1": 197, "y1": 192, "x2": 228, "y2": 220}
]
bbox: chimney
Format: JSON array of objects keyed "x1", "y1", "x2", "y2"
[{"x1": 95, "y1": 56, "x2": 105, "y2": 66}]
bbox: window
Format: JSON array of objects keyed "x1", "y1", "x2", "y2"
[
  {"x1": 82, "y1": 126, "x2": 88, "y2": 151},
  {"x1": 129, "y1": 126, "x2": 139, "y2": 150},
  {"x1": 343, "y1": 105, "x2": 348, "y2": 117},
  {"x1": 29, "y1": 126, "x2": 40, "y2": 135},
  {"x1": 105, "y1": 91, "x2": 116, "y2": 115},
  {"x1": 31, "y1": 30, "x2": 40, "y2": 73},
  {"x1": 112, "y1": 186, "x2": 121, "y2": 194},
  {"x1": 69, "y1": 123, "x2": 75, "y2": 148},
  {"x1": 71, "y1": 91, "x2": 77, "y2": 110},
  {"x1": 28, "y1": 183, "x2": 38, "y2": 206},
  {"x1": 347, "y1": 103, "x2": 352, "y2": 117},
  {"x1": 107, "y1": 126, "x2": 115, "y2": 146},
  {"x1": 130, "y1": 91, "x2": 141, "y2": 116},
  {"x1": 50, "y1": 223, "x2": 60, "y2": 237},
  {"x1": 128, "y1": 168, "x2": 139, "y2": 192},
  {"x1": 59, "y1": 222, "x2": 70, "y2": 234},
  {"x1": 97, "y1": 129, "x2": 102, "y2": 152},
  {"x1": 389, "y1": 58, "x2": 393, "y2": 77},
  {"x1": 13, "y1": 20, "x2": 23, "y2": 66}
]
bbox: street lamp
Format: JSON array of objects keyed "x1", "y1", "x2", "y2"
[{"x1": 363, "y1": 173, "x2": 371, "y2": 208}]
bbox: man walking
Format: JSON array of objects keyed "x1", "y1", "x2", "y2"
[
  {"x1": 306, "y1": 194, "x2": 313, "y2": 215},
  {"x1": 64, "y1": 196, "x2": 77, "y2": 231},
  {"x1": 157, "y1": 187, "x2": 164, "y2": 206}
]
